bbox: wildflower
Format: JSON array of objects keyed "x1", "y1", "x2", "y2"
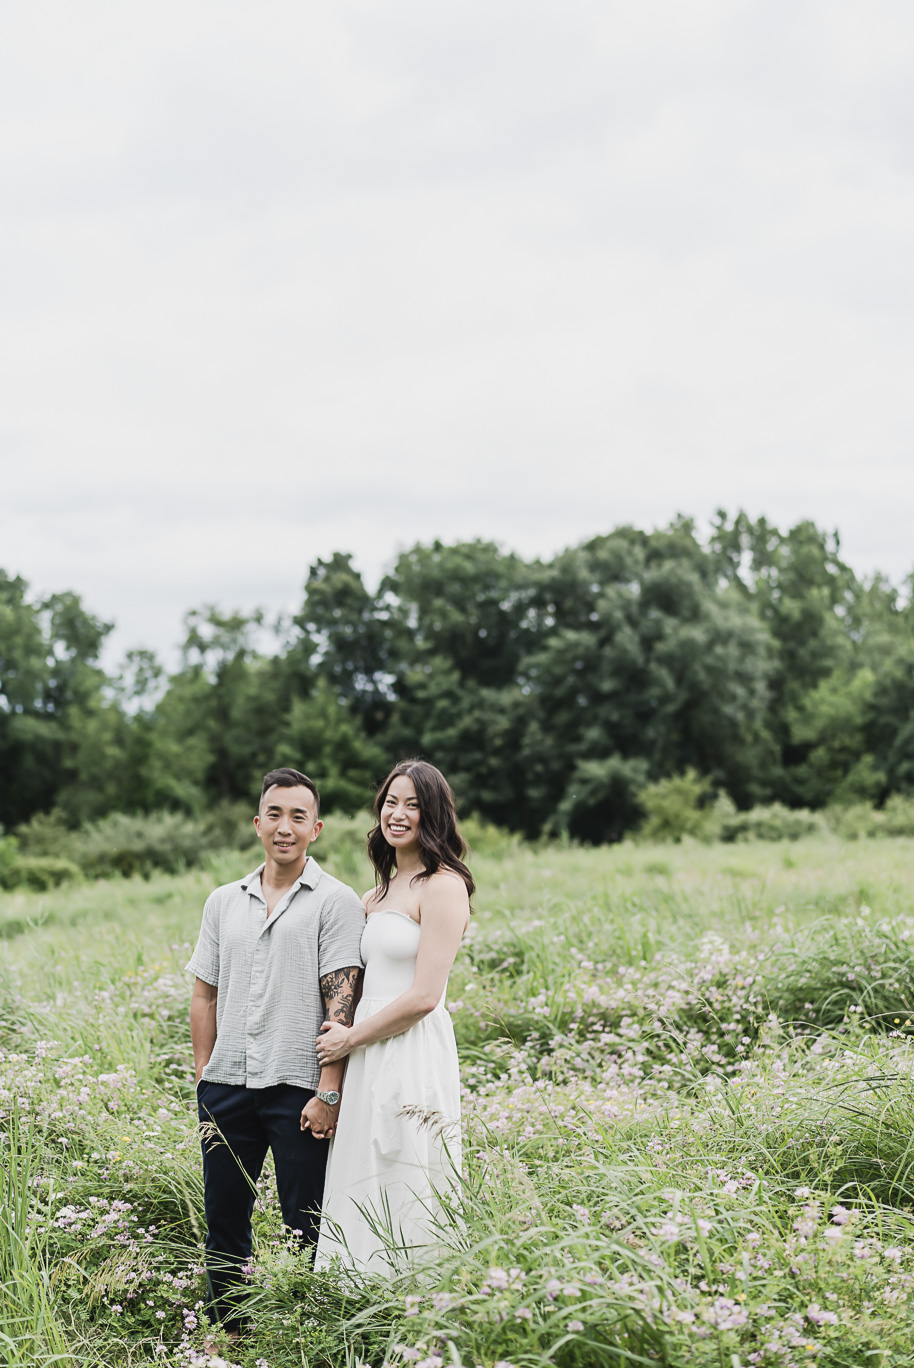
[
  {"x1": 405, "y1": 1294, "x2": 421, "y2": 1317},
  {"x1": 807, "y1": 1303, "x2": 838, "y2": 1326},
  {"x1": 702, "y1": 1297, "x2": 749, "y2": 1331},
  {"x1": 830, "y1": 1205, "x2": 850, "y2": 1225},
  {"x1": 568, "y1": 1319, "x2": 584, "y2": 1332},
  {"x1": 394, "y1": 1351, "x2": 421, "y2": 1363},
  {"x1": 545, "y1": 1278, "x2": 562, "y2": 1300}
]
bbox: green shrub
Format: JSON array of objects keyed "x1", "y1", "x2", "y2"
[
  {"x1": 15, "y1": 805, "x2": 263, "y2": 881},
  {"x1": 11, "y1": 808, "x2": 67, "y2": 858},
  {"x1": 4, "y1": 856, "x2": 82, "y2": 891},
  {"x1": 460, "y1": 813, "x2": 522, "y2": 858},
  {"x1": 199, "y1": 799, "x2": 263, "y2": 850},
  {"x1": 719, "y1": 801, "x2": 826, "y2": 842},
  {"x1": 825, "y1": 795, "x2": 914, "y2": 840},
  {"x1": 72, "y1": 810, "x2": 220, "y2": 879},
  {"x1": 637, "y1": 769, "x2": 719, "y2": 843},
  {"x1": 825, "y1": 803, "x2": 886, "y2": 840},
  {"x1": 0, "y1": 833, "x2": 20, "y2": 888},
  {"x1": 883, "y1": 793, "x2": 914, "y2": 836},
  {"x1": 312, "y1": 811, "x2": 372, "y2": 887}
]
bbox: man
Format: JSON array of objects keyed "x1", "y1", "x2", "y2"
[{"x1": 186, "y1": 767, "x2": 364, "y2": 1338}]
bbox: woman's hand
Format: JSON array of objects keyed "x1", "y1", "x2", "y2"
[{"x1": 316, "y1": 1020, "x2": 354, "y2": 1065}]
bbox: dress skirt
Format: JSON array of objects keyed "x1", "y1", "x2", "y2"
[{"x1": 315, "y1": 993, "x2": 462, "y2": 1273}]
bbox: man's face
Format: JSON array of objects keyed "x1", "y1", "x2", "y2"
[{"x1": 253, "y1": 784, "x2": 323, "y2": 866}]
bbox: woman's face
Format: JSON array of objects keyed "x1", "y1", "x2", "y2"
[{"x1": 381, "y1": 774, "x2": 421, "y2": 853}]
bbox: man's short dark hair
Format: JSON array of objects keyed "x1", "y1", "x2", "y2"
[{"x1": 260, "y1": 768, "x2": 320, "y2": 814}]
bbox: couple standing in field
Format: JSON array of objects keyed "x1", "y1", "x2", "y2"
[{"x1": 186, "y1": 760, "x2": 473, "y2": 1341}]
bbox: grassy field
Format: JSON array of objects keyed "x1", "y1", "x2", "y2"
[{"x1": 3, "y1": 833, "x2": 914, "y2": 1367}]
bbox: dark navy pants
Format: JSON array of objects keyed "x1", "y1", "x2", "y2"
[{"x1": 197, "y1": 1080, "x2": 329, "y2": 1330}]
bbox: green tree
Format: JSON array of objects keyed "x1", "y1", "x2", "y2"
[
  {"x1": 382, "y1": 540, "x2": 538, "y2": 689},
  {"x1": 142, "y1": 608, "x2": 290, "y2": 809},
  {"x1": 0, "y1": 572, "x2": 117, "y2": 827},
  {"x1": 294, "y1": 553, "x2": 394, "y2": 732},
  {"x1": 276, "y1": 679, "x2": 386, "y2": 815},
  {"x1": 519, "y1": 525, "x2": 776, "y2": 836},
  {"x1": 788, "y1": 667, "x2": 882, "y2": 806},
  {"x1": 868, "y1": 641, "x2": 914, "y2": 795}
]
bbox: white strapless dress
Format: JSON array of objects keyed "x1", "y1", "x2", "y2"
[{"x1": 315, "y1": 911, "x2": 462, "y2": 1273}]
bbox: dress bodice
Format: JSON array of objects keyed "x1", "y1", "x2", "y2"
[{"x1": 360, "y1": 910, "x2": 422, "y2": 1002}]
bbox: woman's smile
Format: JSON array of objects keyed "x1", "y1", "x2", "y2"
[{"x1": 381, "y1": 776, "x2": 421, "y2": 846}]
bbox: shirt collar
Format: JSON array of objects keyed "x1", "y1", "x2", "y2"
[{"x1": 240, "y1": 856, "x2": 323, "y2": 896}]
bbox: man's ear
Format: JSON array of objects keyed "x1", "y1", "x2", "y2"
[{"x1": 311, "y1": 820, "x2": 323, "y2": 841}]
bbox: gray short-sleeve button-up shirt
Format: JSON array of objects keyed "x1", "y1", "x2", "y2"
[{"x1": 186, "y1": 856, "x2": 365, "y2": 1091}]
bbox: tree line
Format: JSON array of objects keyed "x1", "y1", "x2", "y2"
[{"x1": 1, "y1": 512, "x2": 912, "y2": 843}]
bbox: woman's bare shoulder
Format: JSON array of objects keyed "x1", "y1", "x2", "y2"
[
  {"x1": 422, "y1": 867, "x2": 471, "y2": 903},
  {"x1": 428, "y1": 866, "x2": 466, "y2": 887}
]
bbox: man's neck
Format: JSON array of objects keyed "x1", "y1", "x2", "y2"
[{"x1": 261, "y1": 854, "x2": 308, "y2": 892}]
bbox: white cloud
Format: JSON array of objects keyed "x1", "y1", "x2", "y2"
[{"x1": 1, "y1": 0, "x2": 912, "y2": 665}]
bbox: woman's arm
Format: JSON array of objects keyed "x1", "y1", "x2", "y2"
[{"x1": 315, "y1": 876, "x2": 468, "y2": 1064}]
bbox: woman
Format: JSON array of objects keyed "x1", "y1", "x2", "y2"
[{"x1": 313, "y1": 759, "x2": 473, "y2": 1273}]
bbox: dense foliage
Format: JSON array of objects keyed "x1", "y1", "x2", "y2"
[{"x1": 1, "y1": 512, "x2": 912, "y2": 841}]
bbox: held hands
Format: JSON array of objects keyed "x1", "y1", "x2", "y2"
[
  {"x1": 316, "y1": 1020, "x2": 353, "y2": 1065},
  {"x1": 300, "y1": 1096, "x2": 339, "y2": 1139}
]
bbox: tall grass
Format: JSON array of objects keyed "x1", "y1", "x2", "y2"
[
  {"x1": 1, "y1": 835, "x2": 914, "y2": 1365},
  {"x1": 0, "y1": 1105, "x2": 76, "y2": 1366}
]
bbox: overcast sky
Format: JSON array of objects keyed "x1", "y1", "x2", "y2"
[{"x1": 2, "y1": 0, "x2": 912, "y2": 666}]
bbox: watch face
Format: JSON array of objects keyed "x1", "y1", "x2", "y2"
[{"x1": 318, "y1": 1090, "x2": 340, "y2": 1105}]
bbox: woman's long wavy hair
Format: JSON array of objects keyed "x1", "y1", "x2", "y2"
[{"x1": 367, "y1": 758, "x2": 475, "y2": 905}]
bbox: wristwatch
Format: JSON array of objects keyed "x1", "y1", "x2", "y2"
[{"x1": 315, "y1": 1089, "x2": 340, "y2": 1106}]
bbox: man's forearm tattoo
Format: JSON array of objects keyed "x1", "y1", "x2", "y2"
[{"x1": 319, "y1": 965, "x2": 362, "y2": 1026}]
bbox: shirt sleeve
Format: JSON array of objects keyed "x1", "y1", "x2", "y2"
[
  {"x1": 318, "y1": 883, "x2": 366, "y2": 977},
  {"x1": 185, "y1": 892, "x2": 221, "y2": 985}
]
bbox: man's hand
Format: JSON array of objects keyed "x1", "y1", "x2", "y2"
[{"x1": 300, "y1": 1095, "x2": 340, "y2": 1139}]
